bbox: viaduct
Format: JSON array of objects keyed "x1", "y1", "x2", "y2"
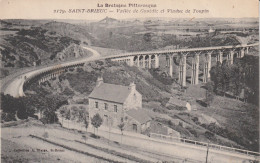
[
  {"x1": 21, "y1": 43, "x2": 258, "y2": 93},
  {"x1": 110, "y1": 43, "x2": 258, "y2": 86}
]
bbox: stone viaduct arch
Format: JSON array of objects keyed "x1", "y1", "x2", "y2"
[{"x1": 23, "y1": 63, "x2": 84, "y2": 90}]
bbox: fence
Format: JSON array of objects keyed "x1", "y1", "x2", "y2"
[{"x1": 150, "y1": 133, "x2": 260, "y2": 157}]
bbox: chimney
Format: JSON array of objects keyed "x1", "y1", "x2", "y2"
[
  {"x1": 129, "y1": 82, "x2": 136, "y2": 92},
  {"x1": 96, "y1": 76, "x2": 103, "y2": 87}
]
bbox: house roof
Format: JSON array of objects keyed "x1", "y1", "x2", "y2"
[
  {"x1": 167, "y1": 97, "x2": 188, "y2": 107},
  {"x1": 126, "y1": 109, "x2": 151, "y2": 124},
  {"x1": 89, "y1": 83, "x2": 131, "y2": 104}
]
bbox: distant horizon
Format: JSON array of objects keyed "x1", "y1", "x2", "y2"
[{"x1": 1, "y1": 16, "x2": 259, "y2": 21}]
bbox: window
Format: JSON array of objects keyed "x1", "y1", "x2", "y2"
[
  {"x1": 114, "y1": 105, "x2": 117, "y2": 112},
  {"x1": 95, "y1": 102, "x2": 98, "y2": 108},
  {"x1": 105, "y1": 103, "x2": 108, "y2": 110}
]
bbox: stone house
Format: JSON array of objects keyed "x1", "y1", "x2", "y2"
[
  {"x1": 124, "y1": 109, "x2": 151, "y2": 133},
  {"x1": 88, "y1": 77, "x2": 143, "y2": 131},
  {"x1": 166, "y1": 97, "x2": 191, "y2": 111}
]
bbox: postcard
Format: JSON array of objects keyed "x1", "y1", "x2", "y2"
[{"x1": 0, "y1": 0, "x2": 259, "y2": 162}]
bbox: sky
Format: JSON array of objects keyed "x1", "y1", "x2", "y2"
[{"x1": 0, "y1": 0, "x2": 258, "y2": 20}]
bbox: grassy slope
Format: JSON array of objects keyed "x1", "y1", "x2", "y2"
[
  {"x1": 0, "y1": 22, "x2": 80, "y2": 68},
  {"x1": 63, "y1": 61, "x2": 172, "y2": 102},
  {"x1": 198, "y1": 96, "x2": 259, "y2": 151},
  {"x1": 41, "y1": 21, "x2": 95, "y2": 45},
  {"x1": 0, "y1": 20, "x2": 99, "y2": 80}
]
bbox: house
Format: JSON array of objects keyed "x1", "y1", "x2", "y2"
[
  {"x1": 208, "y1": 27, "x2": 215, "y2": 33},
  {"x1": 88, "y1": 77, "x2": 143, "y2": 129},
  {"x1": 124, "y1": 109, "x2": 151, "y2": 133},
  {"x1": 166, "y1": 97, "x2": 191, "y2": 111}
]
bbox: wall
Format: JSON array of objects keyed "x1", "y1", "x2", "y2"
[
  {"x1": 150, "y1": 121, "x2": 168, "y2": 135},
  {"x1": 123, "y1": 89, "x2": 142, "y2": 110},
  {"x1": 88, "y1": 98, "x2": 124, "y2": 127},
  {"x1": 124, "y1": 116, "x2": 141, "y2": 133}
]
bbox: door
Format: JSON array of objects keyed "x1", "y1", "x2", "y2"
[{"x1": 133, "y1": 124, "x2": 137, "y2": 132}]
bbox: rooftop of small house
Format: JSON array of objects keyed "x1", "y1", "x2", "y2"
[
  {"x1": 167, "y1": 97, "x2": 188, "y2": 107},
  {"x1": 126, "y1": 109, "x2": 151, "y2": 124}
]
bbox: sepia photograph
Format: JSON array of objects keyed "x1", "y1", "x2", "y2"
[{"x1": 0, "y1": 0, "x2": 259, "y2": 162}]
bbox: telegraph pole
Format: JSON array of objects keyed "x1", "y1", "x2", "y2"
[{"x1": 206, "y1": 143, "x2": 209, "y2": 163}]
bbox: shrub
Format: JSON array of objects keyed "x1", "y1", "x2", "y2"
[
  {"x1": 166, "y1": 105, "x2": 186, "y2": 111},
  {"x1": 178, "y1": 112, "x2": 190, "y2": 116},
  {"x1": 149, "y1": 68, "x2": 174, "y2": 86},
  {"x1": 204, "y1": 131, "x2": 215, "y2": 140},
  {"x1": 160, "y1": 98, "x2": 170, "y2": 107},
  {"x1": 76, "y1": 67, "x2": 84, "y2": 73},
  {"x1": 17, "y1": 108, "x2": 28, "y2": 119},
  {"x1": 42, "y1": 132, "x2": 49, "y2": 138},
  {"x1": 192, "y1": 117, "x2": 200, "y2": 125},
  {"x1": 90, "y1": 133, "x2": 100, "y2": 139},
  {"x1": 186, "y1": 127, "x2": 198, "y2": 137},
  {"x1": 1, "y1": 112, "x2": 16, "y2": 122}
]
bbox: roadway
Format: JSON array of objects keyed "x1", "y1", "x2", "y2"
[
  {"x1": 108, "y1": 42, "x2": 259, "y2": 59},
  {"x1": 3, "y1": 46, "x2": 101, "y2": 97}
]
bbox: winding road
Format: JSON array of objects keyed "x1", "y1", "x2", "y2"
[{"x1": 3, "y1": 46, "x2": 101, "y2": 97}]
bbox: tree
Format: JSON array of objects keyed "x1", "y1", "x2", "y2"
[
  {"x1": 229, "y1": 61, "x2": 245, "y2": 98},
  {"x1": 83, "y1": 119, "x2": 89, "y2": 143},
  {"x1": 78, "y1": 107, "x2": 86, "y2": 130},
  {"x1": 1, "y1": 94, "x2": 22, "y2": 121},
  {"x1": 59, "y1": 107, "x2": 66, "y2": 126},
  {"x1": 107, "y1": 116, "x2": 114, "y2": 142},
  {"x1": 118, "y1": 122, "x2": 125, "y2": 144},
  {"x1": 205, "y1": 81, "x2": 215, "y2": 107},
  {"x1": 91, "y1": 113, "x2": 103, "y2": 135},
  {"x1": 43, "y1": 109, "x2": 58, "y2": 124},
  {"x1": 78, "y1": 107, "x2": 85, "y2": 123},
  {"x1": 65, "y1": 109, "x2": 71, "y2": 128},
  {"x1": 70, "y1": 107, "x2": 78, "y2": 125},
  {"x1": 209, "y1": 55, "x2": 259, "y2": 105},
  {"x1": 210, "y1": 63, "x2": 223, "y2": 94},
  {"x1": 17, "y1": 107, "x2": 28, "y2": 120},
  {"x1": 221, "y1": 62, "x2": 231, "y2": 95},
  {"x1": 0, "y1": 94, "x2": 36, "y2": 121},
  {"x1": 84, "y1": 119, "x2": 89, "y2": 132}
]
